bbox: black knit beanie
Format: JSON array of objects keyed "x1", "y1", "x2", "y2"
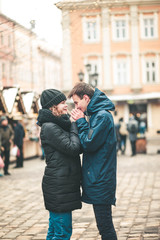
[{"x1": 40, "y1": 89, "x2": 66, "y2": 109}]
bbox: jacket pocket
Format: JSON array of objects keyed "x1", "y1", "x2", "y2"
[{"x1": 86, "y1": 167, "x2": 98, "y2": 184}]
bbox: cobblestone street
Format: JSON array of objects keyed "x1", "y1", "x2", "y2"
[{"x1": 0, "y1": 152, "x2": 160, "y2": 240}]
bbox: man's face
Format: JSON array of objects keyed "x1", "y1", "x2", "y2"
[{"x1": 72, "y1": 94, "x2": 89, "y2": 113}]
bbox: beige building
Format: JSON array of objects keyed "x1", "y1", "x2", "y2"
[
  {"x1": 0, "y1": 14, "x2": 15, "y2": 87},
  {"x1": 0, "y1": 13, "x2": 62, "y2": 94},
  {"x1": 13, "y1": 22, "x2": 62, "y2": 94},
  {"x1": 56, "y1": 0, "x2": 160, "y2": 136}
]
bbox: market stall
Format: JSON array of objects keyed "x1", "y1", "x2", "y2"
[
  {"x1": 1, "y1": 87, "x2": 41, "y2": 160},
  {"x1": 21, "y1": 91, "x2": 41, "y2": 159}
]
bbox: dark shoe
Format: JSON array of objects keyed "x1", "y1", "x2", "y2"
[
  {"x1": 4, "y1": 172, "x2": 11, "y2": 175},
  {"x1": 131, "y1": 153, "x2": 136, "y2": 157},
  {"x1": 14, "y1": 166, "x2": 22, "y2": 168}
]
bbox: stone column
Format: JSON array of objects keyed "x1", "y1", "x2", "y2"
[
  {"x1": 130, "y1": 5, "x2": 141, "y2": 91},
  {"x1": 147, "y1": 103, "x2": 152, "y2": 128},
  {"x1": 61, "y1": 10, "x2": 72, "y2": 91},
  {"x1": 102, "y1": 8, "x2": 113, "y2": 91}
]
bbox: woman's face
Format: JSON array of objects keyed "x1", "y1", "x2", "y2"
[{"x1": 50, "y1": 100, "x2": 68, "y2": 116}]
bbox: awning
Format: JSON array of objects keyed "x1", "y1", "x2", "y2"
[
  {"x1": 2, "y1": 87, "x2": 26, "y2": 116},
  {"x1": 0, "y1": 89, "x2": 8, "y2": 114},
  {"x1": 2, "y1": 87, "x2": 18, "y2": 113},
  {"x1": 21, "y1": 91, "x2": 39, "y2": 115}
]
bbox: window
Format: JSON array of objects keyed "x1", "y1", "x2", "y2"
[
  {"x1": 145, "y1": 59, "x2": 156, "y2": 83},
  {"x1": 140, "y1": 13, "x2": 158, "y2": 39},
  {"x1": 113, "y1": 58, "x2": 130, "y2": 85},
  {"x1": 116, "y1": 20, "x2": 126, "y2": 38},
  {"x1": 8, "y1": 35, "x2": 11, "y2": 47},
  {"x1": 112, "y1": 15, "x2": 129, "y2": 41},
  {"x1": 83, "y1": 16, "x2": 100, "y2": 43},
  {"x1": 87, "y1": 21, "x2": 96, "y2": 40},
  {"x1": 1, "y1": 34, "x2": 4, "y2": 45},
  {"x1": 144, "y1": 18, "x2": 154, "y2": 37},
  {"x1": 2, "y1": 63, "x2": 5, "y2": 78},
  {"x1": 9, "y1": 63, "x2": 13, "y2": 79}
]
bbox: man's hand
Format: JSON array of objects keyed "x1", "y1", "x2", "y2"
[{"x1": 71, "y1": 109, "x2": 84, "y2": 121}]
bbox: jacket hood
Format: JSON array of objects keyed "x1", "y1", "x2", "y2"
[{"x1": 87, "y1": 88, "x2": 115, "y2": 115}]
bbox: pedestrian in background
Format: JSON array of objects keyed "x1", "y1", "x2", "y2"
[
  {"x1": 37, "y1": 89, "x2": 82, "y2": 240},
  {"x1": 139, "y1": 120, "x2": 146, "y2": 136},
  {"x1": 69, "y1": 83, "x2": 117, "y2": 240},
  {"x1": 119, "y1": 117, "x2": 128, "y2": 155},
  {"x1": 127, "y1": 116, "x2": 139, "y2": 156},
  {"x1": 13, "y1": 120, "x2": 25, "y2": 168},
  {"x1": 0, "y1": 116, "x2": 14, "y2": 175},
  {"x1": 115, "y1": 121, "x2": 121, "y2": 153}
]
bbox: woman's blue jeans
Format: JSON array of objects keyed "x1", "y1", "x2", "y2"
[
  {"x1": 93, "y1": 204, "x2": 117, "y2": 240},
  {"x1": 46, "y1": 211, "x2": 72, "y2": 240}
]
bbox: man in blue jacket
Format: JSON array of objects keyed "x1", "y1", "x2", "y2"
[{"x1": 69, "y1": 83, "x2": 117, "y2": 240}]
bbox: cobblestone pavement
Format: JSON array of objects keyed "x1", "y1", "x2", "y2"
[{"x1": 0, "y1": 152, "x2": 160, "y2": 240}]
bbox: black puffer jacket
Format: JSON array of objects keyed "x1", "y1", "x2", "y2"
[{"x1": 38, "y1": 109, "x2": 82, "y2": 213}]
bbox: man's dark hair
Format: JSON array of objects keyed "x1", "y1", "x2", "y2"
[{"x1": 68, "y1": 82, "x2": 94, "y2": 99}]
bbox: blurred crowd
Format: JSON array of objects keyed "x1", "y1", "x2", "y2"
[
  {"x1": 115, "y1": 115, "x2": 147, "y2": 156},
  {"x1": 0, "y1": 116, "x2": 25, "y2": 176}
]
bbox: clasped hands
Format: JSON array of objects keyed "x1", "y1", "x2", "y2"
[{"x1": 70, "y1": 109, "x2": 84, "y2": 122}]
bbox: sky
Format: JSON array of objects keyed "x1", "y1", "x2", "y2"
[{"x1": 0, "y1": 0, "x2": 62, "y2": 49}]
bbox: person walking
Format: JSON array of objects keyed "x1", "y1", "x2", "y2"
[
  {"x1": 69, "y1": 83, "x2": 117, "y2": 240},
  {"x1": 114, "y1": 121, "x2": 121, "y2": 153},
  {"x1": 0, "y1": 116, "x2": 14, "y2": 175},
  {"x1": 37, "y1": 89, "x2": 82, "y2": 240},
  {"x1": 127, "y1": 116, "x2": 139, "y2": 156},
  {"x1": 119, "y1": 117, "x2": 128, "y2": 155},
  {"x1": 13, "y1": 120, "x2": 25, "y2": 168}
]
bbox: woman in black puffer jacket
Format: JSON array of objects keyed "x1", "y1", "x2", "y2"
[{"x1": 37, "y1": 89, "x2": 82, "y2": 240}]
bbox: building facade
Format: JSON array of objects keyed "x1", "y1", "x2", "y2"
[
  {"x1": 56, "y1": 0, "x2": 160, "y2": 136},
  {"x1": 0, "y1": 14, "x2": 15, "y2": 87},
  {"x1": 0, "y1": 13, "x2": 62, "y2": 94}
]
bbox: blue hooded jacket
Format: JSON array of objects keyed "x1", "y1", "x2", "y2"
[{"x1": 76, "y1": 88, "x2": 117, "y2": 205}]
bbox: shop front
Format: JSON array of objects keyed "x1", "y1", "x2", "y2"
[
  {"x1": 109, "y1": 92, "x2": 160, "y2": 154},
  {"x1": 0, "y1": 87, "x2": 41, "y2": 161}
]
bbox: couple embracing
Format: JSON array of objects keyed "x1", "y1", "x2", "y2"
[{"x1": 37, "y1": 82, "x2": 117, "y2": 240}]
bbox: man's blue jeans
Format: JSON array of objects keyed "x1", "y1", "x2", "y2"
[
  {"x1": 93, "y1": 204, "x2": 117, "y2": 240},
  {"x1": 46, "y1": 211, "x2": 72, "y2": 240}
]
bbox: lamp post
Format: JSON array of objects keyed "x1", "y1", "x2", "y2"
[
  {"x1": 78, "y1": 70, "x2": 84, "y2": 82},
  {"x1": 78, "y1": 64, "x2": 99, "y2": 88},
  {"x1": 85, "y1": 63, "x2": 98, "y2": 88}
]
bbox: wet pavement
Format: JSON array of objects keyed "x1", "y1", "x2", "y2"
[{"x1": 0, "y1": 151, "x2": 160, "y2": 240}]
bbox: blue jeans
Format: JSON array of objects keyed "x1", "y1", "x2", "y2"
[
  {"x1": 93, "y1": 204, "x2": 117, "y2": 240},
  {"x1": 46, "y1": 211, "x2": 72, "y2": 240}
]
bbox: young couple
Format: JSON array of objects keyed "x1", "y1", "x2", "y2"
[{"x1": 37, "y1": 83, "x2": 117, "y2": 240}]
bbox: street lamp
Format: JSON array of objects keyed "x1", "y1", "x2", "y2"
[
  {"x1": 91, "y1": 72, "x2": 98, "y2": 88},
  {"x1": 85, "y1": 63, "x2": 98, "y2": 88},
  {"x1": 78, "y1": 64, "x2": 99, "y2": 88},
  {"x1": 85, "y1": 63, "x2": 91, "y2": 72},
  {"x1": 77, "y1": 70, "x2": 84, "y2": 82}
]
